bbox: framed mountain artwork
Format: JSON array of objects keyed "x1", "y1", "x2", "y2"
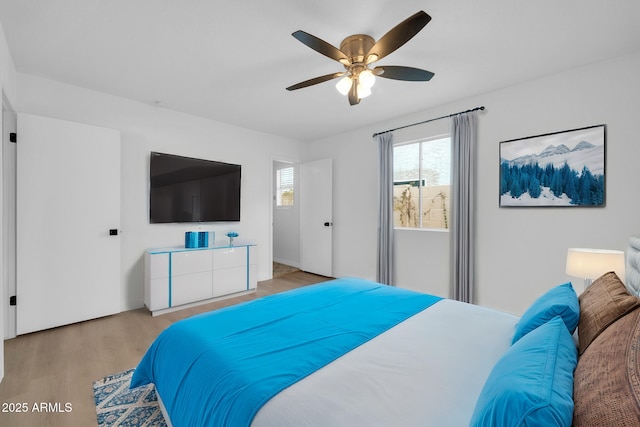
[{"x1": 499, "y1": 124, "x2": 606, "y2": 207}]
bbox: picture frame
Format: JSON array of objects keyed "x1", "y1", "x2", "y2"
[{"x1": 499, "y1": 124, "x2": 606, "y2": 207}]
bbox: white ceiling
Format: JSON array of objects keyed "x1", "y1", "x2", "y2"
[{"x1": 1, "y1": 0, "x2": 640, "y2": 142}]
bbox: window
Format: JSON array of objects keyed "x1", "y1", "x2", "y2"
[
  {"x1": 276, "y1": 166, "x2": 294, "y2": 207},
  {"x1": 393, "y1": 136, "x2": 451, "y2": 230}
]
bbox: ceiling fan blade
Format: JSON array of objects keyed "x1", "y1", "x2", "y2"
[
  {"x1": 348, "y1": 79, "x2": 360, "y2": 105},
  {"x1": 292, "y1": 30, "x2": 350, "y2": 64},
  {"x1": 373, "y1": 66, "x2": 434, "y2": 81},
  {"x1": 367, "y1": 11, "x2": 431, "y2": 63},
  {"x1": 286, "y1": 72, "x2": 346, "y2": 91}
]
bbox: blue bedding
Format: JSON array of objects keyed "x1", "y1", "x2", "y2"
[{"x1": 131, "y1": 277, "x2": 442, "y2": 427}]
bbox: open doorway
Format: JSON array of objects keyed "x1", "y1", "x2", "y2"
[{"x1": 272, "y1": 160, "x2": 300, "y2": 277}]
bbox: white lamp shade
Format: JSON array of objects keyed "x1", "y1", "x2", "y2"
[
  {"x1": 356, "y1": 82, "x2": 372, "y2": 98},
  {"x1": 335, "y1": 76, "x2": 352, "y2": 95},
  {"x1": 566, "y1": 248, "x2": 625, "y2": 281},
  {"x1": 359, "y1": 70, "x2": 376, "y2": 88}
]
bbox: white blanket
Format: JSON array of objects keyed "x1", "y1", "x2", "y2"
[{"x1": 252, "y1": 299, "x2": 518, "y2": 427}]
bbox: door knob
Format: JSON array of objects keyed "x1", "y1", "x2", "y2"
[{"x1": 324, "y1": 222, "x2": 333, "y2": 227}]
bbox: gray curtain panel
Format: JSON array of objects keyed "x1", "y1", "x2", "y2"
[
  {"x1": 451, "y1": 111, "x2": 477, "y2": 303},
  {"x1": 375, "y1": 132, "x2": 394, "y2": 285}
]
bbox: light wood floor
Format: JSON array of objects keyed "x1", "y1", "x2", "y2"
[{"x1": 0, "y1": 271, "x2": 330, "y2": 427}]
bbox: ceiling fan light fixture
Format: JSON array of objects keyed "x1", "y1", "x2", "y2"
[
  {"x1": 359, "y1": 69, "x2": 376, "y2": 89},
  {"x1": 336, "y1": 76, "x2": 353, "y2": 95},
  {"x1": 356, "y1": 81, "x2": 372, "y2": 98},
  {"x1": 287, "y1": 10, "x2": 433, "y2": 106}
]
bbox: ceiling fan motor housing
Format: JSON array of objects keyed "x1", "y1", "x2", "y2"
[{"x1": 339, "y1": 34, "x2": 375, "y2": 65}]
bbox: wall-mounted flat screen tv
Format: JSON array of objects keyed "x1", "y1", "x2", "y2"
[{"x1": 149, "y1": 152, "x2": 241, "y2": 223}]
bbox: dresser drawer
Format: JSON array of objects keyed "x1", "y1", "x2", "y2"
[
  {"x1": 171, "y1": 271, "x2": 213, "y2": 306},
  {"x1": 172, "y1": 250, "x2": 213, "y2": 276},
  {"x1": 213, "y1": 247, "x2": 246, "y2": 270},
  {"x1": 213, "y1": 267, "x2": 247, "y2": 296}
]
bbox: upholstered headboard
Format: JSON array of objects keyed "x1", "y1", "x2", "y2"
[{"x1": 626, "y1": 236, "x2": 640, "y2": 296}]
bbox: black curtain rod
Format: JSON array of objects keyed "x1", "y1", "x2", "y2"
[{"x1": 372, "y1": 106, "x2": 485, "y2": 138}]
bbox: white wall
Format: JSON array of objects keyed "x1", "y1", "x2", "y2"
[
  {"x1": 303, "y1": 134, "x2": 379, "y2": 281},
  {"x1": 273, "y1": 160, "x2": 300, "y2": 267},
  {"x1": 305, "y1": 51, "x2": 640, "y2": 315},
  {"x1": 474, "y1": 52, "x2": 640, "y2": 314},
  {"x1": 15, "y1": 74, "x2": 302, "y2": 311},
  {"x1": 0, "y1": 21, "x2": 16, "y2": 108}
]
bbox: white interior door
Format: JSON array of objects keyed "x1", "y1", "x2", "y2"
[
  {"x1": 299, "y1": 158, "x2": 332, "y2": 277},
  {"x1": 17, "y1": 113, "x2": 121, "y2": 335}
]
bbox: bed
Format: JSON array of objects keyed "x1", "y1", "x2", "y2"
[{"x1": 132, "y1": 237, "x2": 640, "y2": 426}]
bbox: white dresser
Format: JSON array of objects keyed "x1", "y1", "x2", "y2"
[{"x1": 144, "y1": 242, "x2": 257, "y2": 316}]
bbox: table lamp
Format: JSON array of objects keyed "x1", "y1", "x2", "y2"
[{"x1": 566, "y1": 248, "x2": 625, "y2": 289}]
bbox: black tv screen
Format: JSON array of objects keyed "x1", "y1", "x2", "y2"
[{"x1": 149, "y1": 152, "x2": 241, "y2": 223}]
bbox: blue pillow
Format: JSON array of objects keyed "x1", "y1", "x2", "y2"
[
  {"x1": 469, "y1": 316, "x2": 577, "y2": 427},
  {"x1": 512, "y1": 282, "x2": 579, "y2": 344}
]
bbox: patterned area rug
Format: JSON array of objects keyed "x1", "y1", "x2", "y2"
[{"x1": 93, "y1": 368, "x2": 167, "y2": 427}]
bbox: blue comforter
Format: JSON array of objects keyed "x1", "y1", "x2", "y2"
[{"x1": 131, "y1": 277, "x2": 442, "y2": 427}]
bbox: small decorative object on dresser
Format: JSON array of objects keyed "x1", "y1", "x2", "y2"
[
  {"x1": 226, "y1": 231, "x2": 239, "y2": 246},
  {"x1": 184, "y1": 230, "x2": 215, "y2": 248}
]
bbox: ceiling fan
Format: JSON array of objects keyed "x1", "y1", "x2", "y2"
[{"x1": 286, "y1": 10, "x2": 435, "y2": 106}]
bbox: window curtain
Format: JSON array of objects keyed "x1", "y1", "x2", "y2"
[
  {"x1": 450, "y1": 111, "x2": 477, "y2": 303},
  {"x1": 375, "y1": 132, "x2": 394, "y2": 285}
]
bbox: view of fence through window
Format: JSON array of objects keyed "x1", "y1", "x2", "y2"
[
  {"x1": 393, "y1": 136, "x2": 451, "y2": 229},
  {"x1": 276, "y1": 166, "x2": 294, "y2": 207}
]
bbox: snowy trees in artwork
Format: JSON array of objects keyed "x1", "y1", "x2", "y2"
[{"x1": 499, "y1": 125, "x2": 605, "y2": 206}]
